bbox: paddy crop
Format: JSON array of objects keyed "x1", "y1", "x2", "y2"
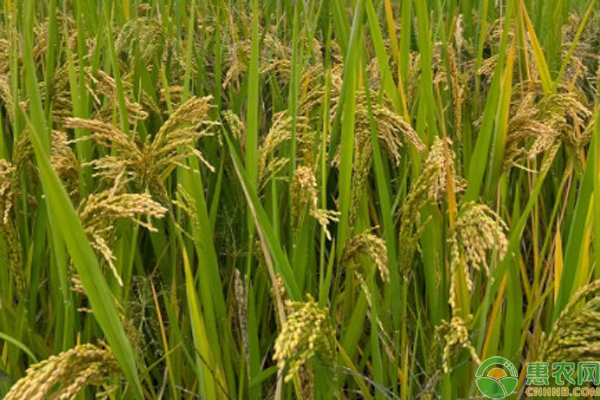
[{"x1": 1, "y1": 0, "x2": 600, "y2": 399}]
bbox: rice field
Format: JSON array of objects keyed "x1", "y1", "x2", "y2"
[{"x1": 1, "y1": 0, "x2": 600, "y2": 399}]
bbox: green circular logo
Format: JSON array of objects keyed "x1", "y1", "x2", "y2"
[{"x1": 475, "y1": 357, "x2": 519, "y2": 399}]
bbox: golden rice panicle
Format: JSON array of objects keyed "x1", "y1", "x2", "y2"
[
  {"x1": 257, "y1": 112, "x2": 312, "y2": 182},
  {"x1": 0, "y1": 38, "x2": 11, "y2": 75},
  {"x1": 539, "y1": 280, "x2": 600, "y2": 363},
  {"x1": 0, "y1": 73, "x2": 14, "y2": 122},
  {"x1": 371, "y1": 100, "x2": 425, "y2": 157},
  {"x1": 543, "y1": 93, "x2": 592, "y2": 150},
  {"x1": 115, "y1": 17, "x2": 164, "y2": 66},
  {"x1": 447, "y1": 44, "x2": 464, "y2": 140},
  {"x1": 46, "y1": 66, "x2": 74, "y2": 125},
  {"x1": 172, "y1": 184, "x2": 201, "y2": 237},
  {"x1": 290, "y1": 166, "x2": 318, "y2": 222},
  {"x1": 273, "y1": 294, "x2": 336, "y2": 383},
  {"x1": 155, "y1": 95, "x2": 215, "y2": 137},
  {"x1": 0, "y1": 159, "x2": 15, "y2": 225},
  {"x1": 258, "y1": 112, "x2": 292, "y2": 184},
  {"x1": 332, "y1": 90, "x2": 425, "y2": 166},
  {"x1": 451, "y1": 202, "x2": 508, "y2": 275},
  {"x1": 505, "y1": 90, "x2": 592, "y2": 170},
  {"x1": 222, "y1": 38, "x2": 251, "y2": 89},
  {"x1": 436, "y1": 314, "x2": 480, "y2": 373},
  {"x1": 398, "y1": 137, "x2": 453, "y2": 273},
  {"x1": 346, "y1": 125, "x2": 372, "y2": 229},
  {"x1": 12, "y1": 132, "x2": 35, "y2": 187},
  {"x1": 341, "y1": 229, "x2": 389, "y2": 282},
  {"x1": 259, "y1": 31, "x2": 293, "y2": 82},
  {"x1": 528, "y1": 93, "x2": 587, "y2": 157},
  {"x1": 448, "y1": 201, "x2": 508, "y2": 308},
  {"x1": 221, "y1": 109, "x2": 244, "y2": 143},
  {"x1": 78, "y1": 191, "x2": 168, "y2": 285},
  {"x1": 65, "y1": 117, "x2": 142, "y2": 188},
  {"x1": 0, "y1": 133, "x2": 36, "y2": 291},
  {"x1": 66, "y1": 96, "x2": 217, "y2": 196},
  {"x1": 291, "y1": 166, "x2": 339, "y2": 240},
  {"x1": 426, "y1": 136, "x2": 466, "y2": 200},
  {"x1": 64, "y1": 118, "x2": 139, "y2": 156},
  {"x1": 51, "y1": 130, "x2": 79, "y2": 202},
  {"x1": 151, "y1": 95, "x2": 217, "y2": 174},
  {"x1": 51, "y1": 66, "x2": 148, "y2": 126},
  {"x1": 3, "y1": 343, "x2": 119, "y2": 400},
  {"x1": 32, "y1": 12, "x2": 78, "y2": 59},
  {"x1": 505, "y1": 93, "x2": 550, "y2": 170},
  {"x1": 85, "y1": 68, "x2": 148, "y2": 123},
  {"x1": 0, "y1": 159, "x2": 23, "y2": 290},
  {"x1": 223, "y1": 27, "x2": 298, "y2": 89},
  {"x1": 79, "y1": 191, "x2": 168, "y2": 233}
]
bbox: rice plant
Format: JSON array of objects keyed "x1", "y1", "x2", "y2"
[{"x1": 1, "y1": 0, "x2": 600, "y2": 399}]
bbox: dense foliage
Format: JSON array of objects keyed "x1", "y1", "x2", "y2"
[{"x1": 1, "y1": 0, "x2": 600, "y2": 399}]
